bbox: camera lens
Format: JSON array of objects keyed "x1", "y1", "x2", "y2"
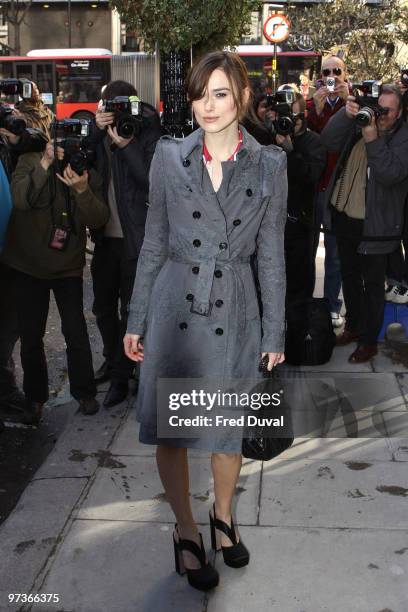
[
  {"x1": 276, "y1": 116, "x2": 294, "y2": 136},
  {"x1": 68, "y1": 151, "x2": 87, "y2": 176},
  {"x1": 116, "y1": 116, "x2": 136, "y2": 139},
  {"x1": 355, "y1": 106, "x2": 374, "y2": 127}
]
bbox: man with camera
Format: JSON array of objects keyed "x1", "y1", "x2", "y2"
[
  {"x1": 320, "y1": 84, "x2": 408, "y2": 363},
  {"x1": 1, "y1": 138, "x2": 108, "y2": 424},
  {"x1": 88, "y1": 80, "x2": 162, "y2": 408},
  {"x1": 0, "y1": 117, "x2": 47, "y2": 424},
  {"x1": 307, "y1": 55, "x2": 350, "y2": 329},
  {"x1": 273, "y1": 91, "x2": 326, "y2": 301}
]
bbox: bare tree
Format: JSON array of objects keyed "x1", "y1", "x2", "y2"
[
  {"x1": 288, "y1": 0, "x2": 408, "y2": 81},
  {"x1": 1, "y1": 0, "x2": 33, "y2": 55}
]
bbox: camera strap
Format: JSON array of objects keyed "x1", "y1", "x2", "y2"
[
  {"x1": 326, "y1": 96, "x2": 340, "y2": 108},
  {"x1": 49, "y1": 161, "x2": 77, "y2": 235}
]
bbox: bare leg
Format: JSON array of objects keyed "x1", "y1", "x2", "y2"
[
  {"x1": 211, "y1": 453, "x2": 242, "y2": 547},
  {"x1": 156, "y1": 444, "x2": 202, "y2": 568}
]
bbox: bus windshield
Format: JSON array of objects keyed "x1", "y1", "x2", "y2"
[{"x1": 238, "y1": 51, "x2": 321, "y2": 94}]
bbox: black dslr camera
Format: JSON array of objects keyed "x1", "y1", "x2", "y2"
[
  {"x1": 352, "y1": 80, "x2": 387, "y2": 127},
  {"x1": 266, "y1": 89, "x2": 299, "y2": 136},
  {"x1": 0, "y1": 104, "x2": 26, "y2": 135},
  {"x1": 52, "y1": 119, "x2": 94, "y2": 176},
  {"x1": 102, "y1": 95, "x2": 142, "y2": 138},
  {"x1": 0, "y1": 78, "x2": 33, "y2": 136},
  {"x1": 0, "y1": 78, "x2": 33, "y2": 99}
]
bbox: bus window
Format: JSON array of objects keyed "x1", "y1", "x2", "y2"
[
  {"x1": 0, "y1": 62, "x2": 13, "y2": 80},
  {"x1": 36, "y1": 64, "x2": 54, "y2": 104},
  {"x1": 0, "y1": 62, "x2": 13, "y2": 105},
  {"x1": 55, "y1": 58, "x2": 110, "y2": 104}
]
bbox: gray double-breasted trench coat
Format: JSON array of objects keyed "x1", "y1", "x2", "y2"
[{"x1": 127, "y1": 126, "x2": 287, "y2": 452}]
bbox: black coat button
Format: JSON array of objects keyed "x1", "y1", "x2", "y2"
[
  {"x1": 179, "y1": 322, "x2": 188, "y2": 330},
  {"x1": 215, "y1": 328, "x2": 224, "y2": 335},
  {"x1": 186, "y1": 293, "x2": 194, "y2": 301},
  {"x1": 182, "y1": 159, "x2": 190, "y2": 167},
  {"x1": 192, "y1": 266, "x2": 199, "y2": 274},
  {"x1": 219, "y1": 242, "x2": 227, "y2": 250},
  {"x1": 233, "y1": 219, "x2": 241, "y2": 226},
  {"x1": 193, "y1": 239, "x2": 201, "y2": 247},
  {"x1": 246, "y1": 188, "x2": 253, "y2": 197},
  {"x1": 215, "y1": 299, "x2": 224, "y2": 307},
  {"x1": 193, "y1": 211, "x2": 201, "y2": 219},
  {"x1": 214, "y1": 270, "x2": 222, "y2": 278}
]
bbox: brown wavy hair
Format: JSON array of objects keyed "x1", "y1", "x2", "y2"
[{"x1": 185, "y1": 51, "x2": 253, "y2": 121}]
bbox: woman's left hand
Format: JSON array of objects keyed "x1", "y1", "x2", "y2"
[
  {"x1": 56, "y1": 164, "x2": 89, "y2": 194},
  {"x1": 261, "y1": 352, "x2": 285, "y2": 371}
]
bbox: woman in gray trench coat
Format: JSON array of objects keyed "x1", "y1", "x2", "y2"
[{"x1": 124, "y1": 51, "x2": 287, "y2": 592}]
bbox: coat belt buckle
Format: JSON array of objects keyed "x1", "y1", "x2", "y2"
[{"x1": 190, "y1": 301, "x2": 213, "y2": 317}]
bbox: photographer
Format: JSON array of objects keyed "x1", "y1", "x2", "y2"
[
  {"x1": 307, "y1": 55, "x2": 350, "y2": 329},
  {"x1": 14, "y1": 81, "x2": 54, "y2": 140},
  {"x1": 1, "y1": 139, "x2": 108, "y2": 424},
  {"x1": 88, "y1": 80, "x2": 162, "y2": 408},
  {"x1": 0, "y1": 124, "x2": 47, "y2": 423},
  {"x1": 384, "y1": 71, "x2": 408, "y2": 303},
  {"x1": 320, "y1": 84, "x2": 408, "y2": 363},
  {"x1": 275, "y1": 92, "x2": 326, "y2": 301},
  {"x1": 244, "y1": 93, "x2": 276, "y2": 145}
]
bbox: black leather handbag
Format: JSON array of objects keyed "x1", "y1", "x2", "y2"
[{"x1": 242, "y1": 365, "x2": 294, "y2": 461}]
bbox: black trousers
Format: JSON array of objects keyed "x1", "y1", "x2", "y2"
[
  {"x1": 0, "y1": 263, "x2": 19, "y2": 398},
  {"x1": 14, "y1": 271, "x2": 96, "y2": 403},
  {"x1": 91, "y1": 238, "x2": 137, "y2": 381},
  {"x1": 386, "y1": 199, "x2": 408, "y2": 286},
  {"x1": 285, "y1": 218, "x2": 314, "y2": 303},
  {"x1": 334, "y1": 212, "x2": 387, "y2": 346}
]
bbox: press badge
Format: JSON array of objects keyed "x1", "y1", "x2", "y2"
[{"x1": 48, "y1": 225, "x2": 71, "y2": 251}]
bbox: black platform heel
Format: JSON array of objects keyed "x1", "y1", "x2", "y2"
[
  {"x1": 173, "y1": 525, "x2": 219, "y2": 591},
  {"x1": 209, "y1": 503, "x2": 250, "y2": 568}
]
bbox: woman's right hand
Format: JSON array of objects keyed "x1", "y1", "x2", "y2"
[{"x1": 123, "y1": 334, "x2": 144, "y2": 362}]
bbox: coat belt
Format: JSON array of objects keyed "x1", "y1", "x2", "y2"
[{"x1": 168, "y1": 252, "x2": 251, "y2": 317}]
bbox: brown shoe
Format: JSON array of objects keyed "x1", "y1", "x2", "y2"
[
  {"x1": 79, "y1": 398, "x2": 100, "y2": 415},
  {"x1": 336, "y1": 329, "x2": 360, "y2": 346},
  {"x1": 348, "y1": 345, "x2": 378, "y2": 363}
]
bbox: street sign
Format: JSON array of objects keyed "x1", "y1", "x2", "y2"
[{"x1": 263, "y1": 14, "x2": 291, "y2": 44}]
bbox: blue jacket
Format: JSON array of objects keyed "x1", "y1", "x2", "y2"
[{"x1": 0, "y1": 159, "x2": 12, "y2": 254}]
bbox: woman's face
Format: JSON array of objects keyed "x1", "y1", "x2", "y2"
[
  {"x1": 257, "y1": 99, "x2": 276, "y2": 123},
  {"x1": 192, "y1": 68, "x2": 239, "y2": 134},
  {"x1": 30, "y1": 82, "x2": 40, "y2": 101}
]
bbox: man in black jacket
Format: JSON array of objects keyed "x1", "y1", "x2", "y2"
[
  {"x1": 88, "y1": 80, "x2": 162, "y2": 407},
  {"x1": 274, "y1": 93, "x2": 326, "y2": 302},
  {"x1": 321, "y1": 84, "x2": 408, "y2": 363},
  {"x1": 0, "y1": 125, "x2": 47, "y2": 424}
]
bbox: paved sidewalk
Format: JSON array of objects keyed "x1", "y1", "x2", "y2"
[
  {"x1": 1, "y1": 247, "x2": 408, "y2": 612},
  {"x1": 0, "y1": 357, "x2": 407, "y2": 612}
]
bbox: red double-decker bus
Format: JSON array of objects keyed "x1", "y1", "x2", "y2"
[
  {"x1": 235, "y1": 45, "x2": 322, "y2": 94},
  {"x1": 0, "y1": 48, "x2": 112, "y2": 119}
]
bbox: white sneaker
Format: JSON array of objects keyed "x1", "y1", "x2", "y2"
[
  {"x1": 331, "y1": 312, "x2": 344, "y2": 328},
  {"x1": 392, "y1": 286, "x2": 408, "y2": 304},
  {"x1": 385, "y1": 285, "x2": 397, "y2": 301}
]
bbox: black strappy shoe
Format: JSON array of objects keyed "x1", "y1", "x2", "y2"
[
  {"x1": 173, "y1": 525, "x2": 219, "y2": 591},
  {"x1": 209, "y1": 503, "x2": 250, "y2": 568}
]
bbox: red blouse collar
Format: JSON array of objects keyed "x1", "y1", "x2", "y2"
[{"x1": 203, "y1": 129, "x2": 243, "y2": 163}]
